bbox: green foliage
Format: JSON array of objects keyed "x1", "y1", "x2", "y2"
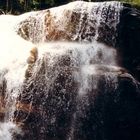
[
  {"x1": 118, "y1": 0, "x2": 140, "y2": 5},
  {"x1": 0, "y1": 0, "x2": 139, "y2": 15}
]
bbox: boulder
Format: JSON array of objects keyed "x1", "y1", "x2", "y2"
[
  {"x1": 13, "y1": 52, "x2": 140, "y2": 140},
  {"x1": 15, "y1": 1, "x2": 140, "y2": 82},
  {"x1": 25, "y1": 47, "x2": 38, "y2": 79},
  {"x1": 0, "y1": 1, "x2": 140, "y2": 140},
  {"x1": 16, "y1": 1, "x2": 122, "y2": 46},
  {"x1": 117, "y1": 3, "x2": 140, "y2": 81}
]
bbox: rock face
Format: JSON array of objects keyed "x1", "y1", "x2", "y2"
[
  {"x1": 117, "y1": 3, "x2": 140, "y2": 81},
  {"x1": 16, "y1": 1, "x2": 122, "y2": 46},
  {"x1": 13, "y1": 51, "x2": 140, "y2": 140},
  {"x1": 0, "y1": 1, "x2": 140, "y2": 140},
  {"x1": 25, "y1": 47, "x2": 38, "y2": 79},
  {"x1": 0, "y1": 72, "x2": 7, "y2": 121},
  {"x1": 15, "y1": 1, "x2": 140, "y2": 81}
]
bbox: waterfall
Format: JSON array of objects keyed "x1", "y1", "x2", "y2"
[
  {"x1": 16, "y1": 1, "x2": 123, "y2": 46},
  {"x1": 0, "y1": 1, "x2": 139, "y2": 140},
  {"x1": 0, "y1": 18, "x2": 34, "y2": 139},
  {"x1": 34, "y1": 41, "x2": 118, "y2": 96},
  {"x1": 12, "y1": 41, "x2": 120, "y2": 140}
]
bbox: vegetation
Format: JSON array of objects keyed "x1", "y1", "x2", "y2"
[{"x1": 0, "y1": 0, "x2": 140, "y2": 15}]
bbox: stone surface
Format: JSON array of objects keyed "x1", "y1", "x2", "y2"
[
  {"x1": 0, "y1": 71, "x2": 7, "y2": 121},
  {"x1": 117, "y1": 3, "x2": 140, "y2": 81},
  {"x1": 25, "y1": 47, "x2": 38, "y2": 79},
  {"x1": 0, "y1": 1, "x2": 140, "y2": 140},
  {"x1": 15, "y1": 1, "x2": 140, "y2": 82},
  {"x1": 16, "y1": 1, "x2": 122, "y2": 46},
  {"x1": 13, "y1": 52, "x2": 140, "y2": 140}
]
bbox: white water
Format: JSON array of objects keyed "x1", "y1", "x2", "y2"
[
  {"x1": 14, "y1": 1, "x2": 123, "y2": 43},
  {"x1": 0, "y1": 15, "x2": 35, "y2": 139},
  {"x1": 0, "y1": 122, "x2": 21, "y2": 140},
  {"x1": 36, "y1": 41, "x2": 119, "y2": 97},
  {"x1": 0, "y1": 1, "x2": 123, "y2": 139}
]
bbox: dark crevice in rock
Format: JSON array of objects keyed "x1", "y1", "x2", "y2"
[{"x1": 117, "y1": 4, "x2": 140, "y2": 81}]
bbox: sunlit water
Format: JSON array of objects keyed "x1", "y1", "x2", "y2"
[{"x1": 0, "y1": 24, "x2": 34, "y2": 140}]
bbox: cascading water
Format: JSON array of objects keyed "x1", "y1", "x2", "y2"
[
  {"x1": 12, "y1": 41, "x2": 120, "y2": 140},
  {"x1": 36, "y1": 41, "x2": 118, "y2": 96},
  {"x1": 0, "y1": 1, "x2": 140, "y2": 140},
  {"x1": 0, "y1": 19, "x2": 34, "y2": 139},
  {"x1": 16, "y1": 1, "x2": 123, "y2": 45}
]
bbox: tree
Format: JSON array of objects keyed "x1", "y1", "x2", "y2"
[{"x1": 0, "y1": 0, "x2": 140, "y2": 15}]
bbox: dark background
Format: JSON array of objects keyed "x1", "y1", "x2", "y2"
[{"x1": 0, "y1": 0, "x2": 140, "y2": 15}]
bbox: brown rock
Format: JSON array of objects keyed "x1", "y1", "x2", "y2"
[{"x1": 25, "y1": 47, "x2": 38, "y2": 79}]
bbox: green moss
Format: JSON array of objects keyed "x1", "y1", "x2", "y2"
[{"x1": 118, "y1": 0, "x2": 140, "y2": 6}]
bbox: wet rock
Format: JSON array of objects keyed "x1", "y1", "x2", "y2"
[
  {"x1": 0, "y1": 71, "x2": 7, "y2": 122},
  {"x1": 0, "y1": 1, "x2": 139, "y2": 140},
  {"x1": 25, "y1": 47, "x2": 38, "y2": 79},
  {"x1": 117, "y1": 4, "x2": 140, "y2": 81},
  {"x1": 72, "y1": 73, "x2": 140, "y2": 140},
  {"x1": 13, "y1": 52, "x2": 140, "y2": 140},
  {"x1": 14, "y1": 53, "x2": 78, "y2": 140},
  {"x1": 16, "y1": 15, "x2": 44, "y2": 43},
  {"x1": 16, "y1": 1, "x2": 122, "y2": 46},
  {"x1": 15, "y1": 1, "x2": 140, "y2": 82}
]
